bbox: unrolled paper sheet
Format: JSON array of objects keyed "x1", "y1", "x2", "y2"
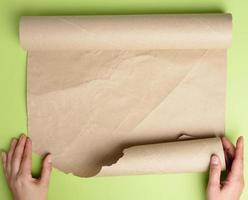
[{"x1": 20, "y1": 14, "x2": 232, "y2": 177}]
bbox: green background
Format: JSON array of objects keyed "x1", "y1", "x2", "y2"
[{"x1": 0, "y1": 0, "x2": 247, "y2": 199}]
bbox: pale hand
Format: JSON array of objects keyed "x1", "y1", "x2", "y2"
[
  {"x1": 207, "y1": 136, "x2": 244, "y2": 200},
  {"x1": 1, "y1": 135, "x2": 52, "y2": 200}
]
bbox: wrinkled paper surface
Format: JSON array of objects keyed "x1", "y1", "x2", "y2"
[{"x1": 20, "y1": 14, "x2": 232, "y2": 177}]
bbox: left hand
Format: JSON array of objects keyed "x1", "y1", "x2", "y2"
[{"x1": 1, "y1": 134, "x2": 52, "y2": 200}]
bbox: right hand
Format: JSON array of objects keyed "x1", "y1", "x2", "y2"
[{"x1": 207, "y1": 136, "x2": 245, "y2": 200}]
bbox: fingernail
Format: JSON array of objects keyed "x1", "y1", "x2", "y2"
[
  {"x1": 237, "y1": 136, "x2": 244, "y2": 144},
  {"x1": 211, "y1": 155, "x2": 219, "y2": 165}
]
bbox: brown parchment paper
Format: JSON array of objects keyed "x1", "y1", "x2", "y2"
[
  {"x1": 20, "y1": 14, "x2": 232, "y2": 177},
  {"x1": 99, "y1": 137, "x2": 225, "y2": 176}
]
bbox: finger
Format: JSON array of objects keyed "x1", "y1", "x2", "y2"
[
  {"x1": 19, "y1": 137, "x2": 32, "y2": 176},
  {"x1": 40, "y1": 154, "x2": 52, "y2": 186},
  {"x1": 6, "y1": 138, "x2": 18, "y2": 176},
  {"x1": 227, "y1": 136, "x2": 244, "y2": 182},
  {"x1": 208, "y1": 155, "x2": 221, "y2": 193},
  {"x1": 222, "y1": 137, "x2": 235, "y2": 170},
  {"x1": 1, "y1": 152, "x2": 7, "y2": 177},
  {"x1": 222, "y1": 137, "x2": 235, "y2": 157},
  {"x1": 11, "y1": 135, "x2": 27, "y2": 175}
]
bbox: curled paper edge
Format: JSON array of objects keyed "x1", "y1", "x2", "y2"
[{"x1": 96, "y1": 137, "x2": 226, "y2": 177}]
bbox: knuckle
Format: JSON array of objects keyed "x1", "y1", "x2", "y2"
[
  {"x1": 234, "y1": 178, "x2": 245, "y2": 188},
  {"x1": 9, "y1": 177, "x2": 16, "y2": 188},
  {"x1": 211, "y1": 165, "x2": 220, "y2": 171},
  {"x1": 14, "y1": 153, "x2": 21, "y2": 159},
  {"x1": 208, "y1": 181, "x2": 219, "y2": 188},
  {"x1": 237, "y1": 157, "x2": 244, "y2": 163},
  {"x1": 18, "y1": 172, "x2": 25, "y2": 179},
  {"x1": 22, "y1": 154, "x2": 28, "y2": 160},
  {"x1": 240, "y1": 179, "x2": 245, "y2": 188},
  {"x1": 15, "y1": 176, "x2": 28, "y2": 187},
  {"x1": 211, "y1": 169, "x2": 218, "y2": 175},
  {"x1": 210, "y1": 170, "x2": 220, "y2": 177},
  {"x1": 18, "y1": 171, "x2": 28, "y2": 180},
  {"x1": 210, "y1": 168, "x2": 217, "y2": 174}
]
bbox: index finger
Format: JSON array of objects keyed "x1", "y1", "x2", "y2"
[
  {"x1": 19, "y1": 137, "x2": 32, "y2": 176},
  {"x1": 222, "y1": 137, "x2": 235, "y2": 170},
  {"x1": 222, "y1": 137, "x2": 235, "y2": 157},
  {"x1": 11, "y1": 135, "x2": 27, "y2": 175},
  {"x1": 227, "y1": 136, "x2": 244, "y2": 182}
]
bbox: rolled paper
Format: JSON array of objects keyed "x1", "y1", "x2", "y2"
[
  {"x1": 20, "y1": 14, "x2": 232, "y2": 50},
  {"x1": 99, "y1": 137, "x2": 226, "y2": 176}
]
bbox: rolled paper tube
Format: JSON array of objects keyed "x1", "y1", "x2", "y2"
[
  {"x1": 20, "y1": 14, "x2": 232, "y2": 51},
  {"x1": 98, "y1": 137, "x2": 226, "y2": 176}
]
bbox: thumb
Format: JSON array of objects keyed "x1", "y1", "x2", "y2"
[
  {"x1": 208, "y1": 155, "x2": 221, "y2": 192},
  {"x1": 40, "y1": 154, "x2": 52, "y2": 185}
]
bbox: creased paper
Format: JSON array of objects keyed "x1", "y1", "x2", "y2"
[{"x1": 20, "y1": 14, "x2": 232, "y2": 177}]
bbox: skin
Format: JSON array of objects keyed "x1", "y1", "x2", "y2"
[
  {"x1": 207, "y1": 136, "x2": 244, "y2": 200},
  {"x1": 0, "y1": 135, "x2": 244, "y2": 200},
  {"x1": 1, "y1": 135, "x2": 52, "y2": 200}
]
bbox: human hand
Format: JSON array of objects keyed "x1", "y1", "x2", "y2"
[
  {"x1": 1, "y1": 135, "x2": 52, "y2": 200},
  {"x1": 207, "y1": 136, "x2": 244, "y2": 200}
]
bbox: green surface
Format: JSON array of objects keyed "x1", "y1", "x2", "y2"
[{"x1": 0, "y1": 0, "x2": 247, "y2": 199}]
